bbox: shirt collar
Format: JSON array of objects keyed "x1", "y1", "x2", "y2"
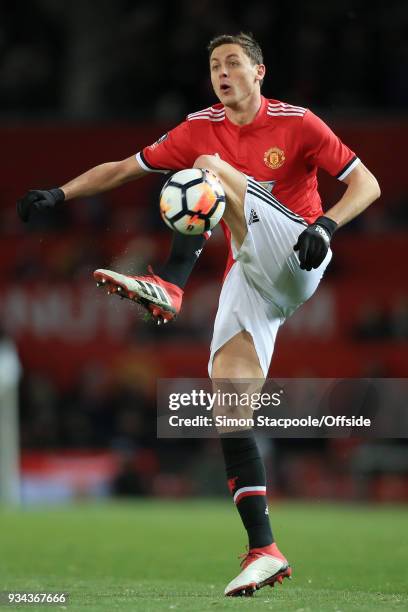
[{"x1": 223, "y1": 95, "x2": 267, "y2": 130}]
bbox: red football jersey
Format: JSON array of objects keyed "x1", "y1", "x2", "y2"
[{"x1": 136, "y1": 96, "x2": 359, "y2": 272}]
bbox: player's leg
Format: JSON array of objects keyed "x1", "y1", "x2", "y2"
[
  {"x1": 94, "y1": 264, "x2": 184, "y2": 324},
  {"x1": 193, "y1": 155, "x2": 248, "y2": 250},
  {"x1": 156, "y1": 232, "x2": 207, "y2": 289},
  {"x1": 207, "y1": 260, "x2": 291, "y2": 596},
  {"x1": 211, "y1": 332, "x2": 290, "y2": 597},
  {"x1": 93, "y1": 231, "x2": 208, "y2": 324},
  {"x1": 208, "y1": 173, "x2": 332, "y2": 595},
  {"x1": 94, "y1": 154, "x2": 246, "y2": 323},
  {"x1": 212, "y1": 331, "x2": 271, "y2": 541},
  {"x1": 188, "y1": 156, "x2": 291, "y2": 595}
]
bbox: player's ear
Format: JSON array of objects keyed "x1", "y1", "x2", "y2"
[{"x1": 256, "y1": 64, "x2": 266, "y2": 84}]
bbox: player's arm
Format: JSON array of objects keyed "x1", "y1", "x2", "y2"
[
  {"x1": 294, "y1": 111, "x2": 381, "y2": 270},
  {"x1": 17, "y1": 155, "x2": 147, "y2": 223},
  {"x1": 295, "y1": 161, "x2": 380, "y2": 271},
  {"x1": 17, "y1": 120, "x2": 195, "y2": 223},
  {"x1": 323, "y1": 161, "x2": 380, "y2": 227},
  {"x1": 61, "y1": 155, "x2": 147, "y2": 200}
]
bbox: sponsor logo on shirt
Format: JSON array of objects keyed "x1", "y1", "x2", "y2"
[{"x1": 264, "y1": 146, "x2": 285, "y2": 169}]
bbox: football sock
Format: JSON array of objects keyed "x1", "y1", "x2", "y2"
[
  {"x1": 157, "y1": 233, "x2": 207, "y2": 289},
  {"x1": 220, "y1": 431, "x2": 274, "y2": 549}
]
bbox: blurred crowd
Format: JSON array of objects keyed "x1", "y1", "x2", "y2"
[
  {"x1": 1, "y1": 0, "x2": 408, "y2": 121},
  {"x1": 353, "y1": 298, "x2": 408, "y2": 341}
]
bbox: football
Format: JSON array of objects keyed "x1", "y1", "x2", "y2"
[{"x1": 160, "y1": 168, "x2": 225, "y2": 235}]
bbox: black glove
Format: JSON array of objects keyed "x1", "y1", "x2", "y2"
[
  {"x1": 294, "y1": 215, "x2": 337, "y2": 271},
  {"x1": 17, "y1": 188, "x2": 65, "y2": 223}
]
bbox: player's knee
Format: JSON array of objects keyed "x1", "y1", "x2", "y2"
[
  {"x1": 193, "y1": 154, "x2": 219, "y2": 173},
  {"x1": 211, "y1": 357, "x2": 242, "y2": 380}
]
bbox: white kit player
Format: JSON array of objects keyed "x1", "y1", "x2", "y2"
[{"x1": 17, "y1": 33, "x2": 380, "y2": 597}]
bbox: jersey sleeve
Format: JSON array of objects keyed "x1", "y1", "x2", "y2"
[
  {"x1": 302, "y1": 110, "x2": 360, "y2": 180},
  {"x1": 136, "y1": 120, "x2": 196, "y2": 174}
]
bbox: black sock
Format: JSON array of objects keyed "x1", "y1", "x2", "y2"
[
  {"x1": 220, "y1": 431, "x2": 273, "y2": 549},
  {"x1": 157, "y1": 233, "x2": 207, "y2": 289}
]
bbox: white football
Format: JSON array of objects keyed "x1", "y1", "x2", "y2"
[{"x1": 160, "y1": 168, "x2": 225, "y2": 235}]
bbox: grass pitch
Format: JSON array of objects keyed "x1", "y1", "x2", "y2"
[{"x1": 1, "y1": 500, "x2": 407, "y2": 611}]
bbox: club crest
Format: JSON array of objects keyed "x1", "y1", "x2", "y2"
[{"x1": 264, "y1": 146, "x2": 285, "y2": 169}]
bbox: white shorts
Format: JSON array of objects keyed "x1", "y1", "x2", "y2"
[{"x1": 208, "y1": 178, "x2": 332, "y2": 378}]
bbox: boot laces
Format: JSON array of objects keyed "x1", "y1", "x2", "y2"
[{"x1": 239, "y1": 546, "x2": 263, "y2": 569}]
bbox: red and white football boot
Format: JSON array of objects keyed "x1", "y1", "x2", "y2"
[
  {"x1": 224, "y1": 543, "x2": 292, "y2": 597},
  {"x1": 93, "y1": 266, "x2": 183, "y2": 324}
]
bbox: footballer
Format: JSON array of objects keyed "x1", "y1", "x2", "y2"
[{"x1": 17, "y1": 33, "x2": 380, "y2": 596}]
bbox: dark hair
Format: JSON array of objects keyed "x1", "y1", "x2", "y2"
[{"x1": 207, "y1": 32, "x2": 263, "y2": 66}]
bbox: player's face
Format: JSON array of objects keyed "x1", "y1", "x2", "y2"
[{"x1": 209, "y1": 44, "x2": 264, "y2": 108}]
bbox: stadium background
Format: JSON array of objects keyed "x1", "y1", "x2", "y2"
[{"x1": 1, "y1": 0, "x2": 407, "y2": 507}]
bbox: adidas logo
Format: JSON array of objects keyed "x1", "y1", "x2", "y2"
[
  {"x1": 248, "y1": 209, "x2": 260, "y2": 225},
  {"x1": 134, "y1": 279, "x2": 171, "y2": 306}
]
